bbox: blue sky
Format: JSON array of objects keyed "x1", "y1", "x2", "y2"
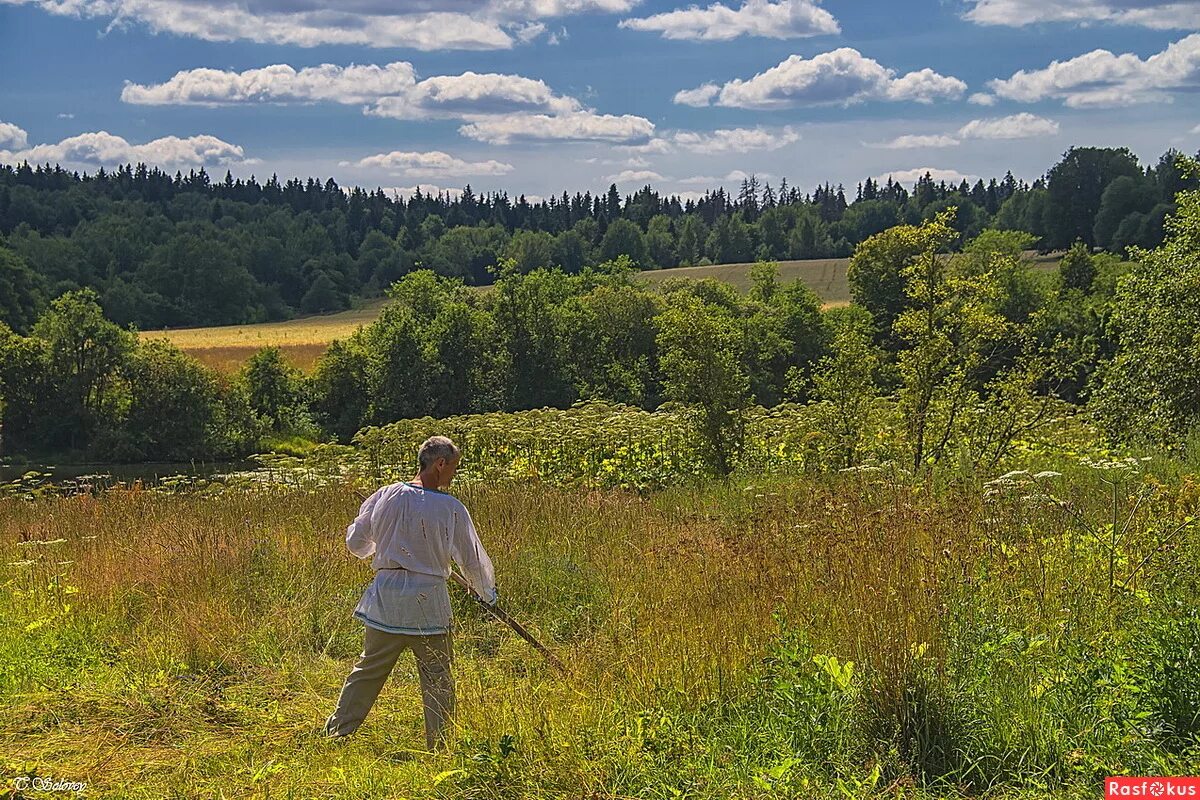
[{"x1": 1, "y1": 0, "x2": 1198, "y2": 202}]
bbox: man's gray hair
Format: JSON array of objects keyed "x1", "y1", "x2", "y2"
[{"x1": 418, "y1": 435, "x2": 460, "y2": 468}]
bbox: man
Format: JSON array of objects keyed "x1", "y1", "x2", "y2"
[{"x1": 323, "y1": 435, "x2": 499, "y2": 750}]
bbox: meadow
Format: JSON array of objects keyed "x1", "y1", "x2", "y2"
[{"x1": 3, "y1": 403, "x2": 1198, "y2": 799}]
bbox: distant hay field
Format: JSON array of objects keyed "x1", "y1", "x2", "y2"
[{"x1": 140, "y1": 254, "x2": 1061, "y2": 373}]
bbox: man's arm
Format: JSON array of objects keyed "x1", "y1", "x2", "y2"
[
  {"x1": 346, "y1": 488, "x2": 383, "y2": 559},
  {"x1": 449, "y1": 504, "x2": 498, "y2": 605}
]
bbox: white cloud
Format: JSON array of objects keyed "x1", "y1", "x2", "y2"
[
  {"x1": 677, "y1": 169, "x2": 765, "y2": 185},
  {"x1": 124, "y1": 63, "x2": 581, "y2": 119},
  {"x1": 120, "y1": 62, "x2": 651, "y2": 145},
  {"x1": 874, "y1": 167, "x2": 980, "y2": 185},
  {"x1": 869, "y1": 134, "x2": 961, "y2": 149},
  {"x1": 1191, "y1": 123, "x2": 1200, "y2": 133},
  {"x1": 0, "y1": 121, "x2": 29, "y2": 149},
  {"x1": 349, "y1": 150, "x2": 514, "y2": 178},
  {"x1": 378, "y1": 71, "x2": 579, "y2": 118},
  {"x1": 964, "y1": 0, "x2": 1200, "y2": 30},
  {"x1": 673, "y1": 83, "x2": 722, "y2": 107},
  {"x1": 957, "y1": 112, "x2": 1059, "y2": 139},
  {"x1": 968, "y1": 92, "x2": 997, "y2": 106},
  {"x1": 56, "y1": 112, "x2": 75, "y2": 119},
  {"x1": 676, "y1": 48, "x2": 966, "y2": 109},
  {"x1": 670, "y1": 125, "x2": 800, "y2": 153},
  {"x1": 458, "y1": 110, "x2": 655, "y2": 144},
  {"x1": 885, "y1": 68, "x2": 970, "y2": 103},
  {"x1": 987, "y1": 34, "x2": 1200, "y2": 107},
  {"x1": 0, "y1": 130, "x2": 247, "y2": 169},
  {"x1": 604, "y1": 169, "x2": 666, "y2": 183},
  {"x1": 122, "y1": 62, "x2": 419, "y2": 106},
  {"x1": 869, "y1": 113, "x2": 1057, "y2": 150},
  {"x1": 619, "y1": 0, "x2": 838, "y2": 42},
  {"x1": 3, "y1": 0, "x2": 640, "y2": 50}
]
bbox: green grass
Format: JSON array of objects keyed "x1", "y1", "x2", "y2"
[{"x1": 3, "y1": 440, "x2": 1198, "y2": 798}]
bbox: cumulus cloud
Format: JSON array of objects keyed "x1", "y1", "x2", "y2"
[
  {"x1": 458, "y1": 110, "x2": 655, "y2": 144},
  {"x1": 869, "y1": 134, "x2": 961, "y2": 149},
  {"x1": 619, "y1": 0, "x2": 838, "y2": 42},
  {"x1": 122, "y1": 62, "x2": 419, "y2": 106},
  {"x1": 874, "y1": 167, "x2": 980, "y2": 185},
  {"x1": 348, "y1": 150, "x2": 513, "y2": 178},
  {"x1": 121, "y1": 61, "x2": 644, "y2": 144},
  {"x1": 957, "y1": 112, "x2": 1059, "y2": 139},
  {"x1": 371, "y1": 71, "x2": 580, "y2": 118},
  {"x1": 0, "y1": 121, "x2": 29, "y2": 149},
  {"x1": 675, "y1": 48, "x2": 966, "y2": 109},
  {"x1": 987, "y1": 34, "x2": 1200, "y2": 107},
  {"x1": 2, "y1": 0, "x2": 638, "y2": 50},
  {"x1": 0, "y1": 130, "x2": 247, "y2": 169},
  {"x1": 869, "y1": 114, "x2": 1058, "y2": 149},
  {"x1": 670, "y1": 125, "x2": 800, "y2": 153},
  {"x1": 123, "y1": 63, "x2": 580, "y2": 118},
  {"x1": 604, "y1": 169, "x2": 666, "y2": 183},
  {"x1": 677, "y1": 169, "x2": 768, "y2": 185},
  {"x1": 673, "y1": 83, "x2": 722, "y2": 107},
  {"x1": 968, "y1": 92, "x2": 997, "y2": 105},
  {"x1": 963, "y1": 0, "x2": 1200, "y2": 30}
]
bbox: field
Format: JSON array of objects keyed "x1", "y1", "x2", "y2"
[
  {"x1": 3, "y1": 404, "x2": 1199, "y2": 798},
  {"x1": 139, "y1": 255, "x2": 1064, "y2": 375},
  {"x1": 137, "y1": 255, "x2": 1063, "y2": 375}
]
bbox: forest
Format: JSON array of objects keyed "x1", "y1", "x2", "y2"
[{"x1": 1, "y1": 145, "x2": 1195, "y2": 333}]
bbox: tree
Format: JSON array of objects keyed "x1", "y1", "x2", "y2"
[
  {"x1": 0, "y1": 245, "x2": 44, "y2": 333},
  {"x1": 1058, "y1": 240, "x2": 1096, "y2": 294},
  {"x1": 31, "y1": 288, "x2": 136, "y2": 451},
  {"x1": 240, "y1": 346, "x2": 309, "y2": 434},
  {"x1": 890, "y1": 210, "x2": 1009, "y2": 472},
  {"x1": 600, "y1": 218, "x2": 647, "y2": 266},
  {"x1": 300, "y1": 272, "x2": 345, "y2": 314},
  {"x1": 1043, "y1": 147, "x2": 1142, "y2": 249},
  {"x1": 812, "y1": 307, "x2": 882, "y2": 467},
  {"x1": 309, "y1": 337, "x2": 371, "y2": 441},
  {"x1": 847, "y1": 222, "x2": 929, "y2": 349},
  {"x1": 645, "y1": 215, "x2": 677, "y2": 268},
  {"x1": 505, "y1": 230, "x2": 555, "y2": 273},
  {"x1": 553, "y1": 229, "x2": 591, "y2": 273},
  {"x1": 1093, "y1": 174, "x2": 1157, "y2": 251},
  {"x1": 114, "y1": 339, "x2": 223, "y2": 460},
  {"x1": 1091, "y1": 159, "x2": 1200, "y2": 447},
  {"x1": 656, "y1": 293, "x2": 750, "y2": 475}
]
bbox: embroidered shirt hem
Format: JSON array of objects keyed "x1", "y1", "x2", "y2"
[{"x1": 354, "y1": 610, "x2": 450, "y2": 636}]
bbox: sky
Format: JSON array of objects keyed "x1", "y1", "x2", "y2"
[{"x1": 1, "y1": 0, "x2": 1199, "y2": 202}]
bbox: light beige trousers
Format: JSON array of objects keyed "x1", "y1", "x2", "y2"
[{"x1": 324, "y1": 624, "x2": 455, "y2": 749}]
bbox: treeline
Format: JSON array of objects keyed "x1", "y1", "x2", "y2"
[
  {"x1": 6, "y1": 184, "x2": 1197, "y2": 467},
  {"x1": 1, "y1": 145, "x2": 1195, "y2": 333}
]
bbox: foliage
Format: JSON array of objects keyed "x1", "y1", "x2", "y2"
[{"x1": 1092, "y1": 158, "x2": 1200, "y2": 448}]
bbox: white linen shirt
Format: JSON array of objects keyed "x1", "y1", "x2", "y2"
[{"x1": 346, "y1": 481, "x2": 498, "y2": 635}]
